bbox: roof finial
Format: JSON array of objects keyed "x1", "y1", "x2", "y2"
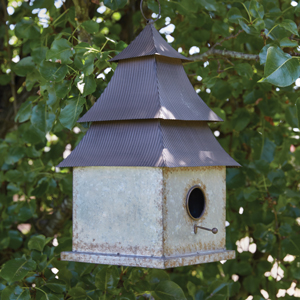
[{"x1": 140, "y1": 0, "x2": 161, "y2": 24}]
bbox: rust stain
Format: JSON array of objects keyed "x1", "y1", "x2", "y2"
[{"x1": 163, "y1": 166, "x2": 224, "y2": 179}]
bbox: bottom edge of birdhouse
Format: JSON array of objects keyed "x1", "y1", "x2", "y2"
[{"x1": 61, "y1": 249, "x2": 235, "y2": 269}]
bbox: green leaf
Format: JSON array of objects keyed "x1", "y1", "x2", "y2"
[
  {"x1": 253, "y1": 223, "x2": 268, "y2": 239},
  {"x1": 253, "y1": 19, "x2": 265, "y2": 32},
  {"x1": 81, "y1": 20, "x2": 100, "y2": 34},
  {"x1": 18, "y1": 200, "x2": 36, "y2": 222},
  {"x1": 55, "y1": 80, "x2": 72, "y2": 98},
  {"x1": 45, "y1": 280, "x2": 67, "y2": 293},
  {"x1": 83, "y1": 75, "x2": 97, "y2": 96},
  {"x1": 0, "y1": 257, "x2": 36, "y2": 282},
  {"x1": 259, "y1": 44, "x2": 275, "y2": 65},
  {"x1": 26, "y1": 70, "x2": 40, "y2": 91},
  {"x1": 234, "y1": 63, "x2": 253, "y2": 79},
  {"x1": 68, "y1": 287, "x2": 86, "y2": 298},
  {"x1": 279, "y1": 223, "x2": 292, "y2": 236},
  {"x1": 1, "y1": 286, "x2": 30, "y2": 300},
  {"x1": 13, "y1": 57, "x2": 35, "y2": 77},
  {"x1": 5, "y1": 147, "x2": 25, "y2": 165},
  {"x1": 15, "y1": 19, "x2": 40, "y2": 39},
  {"x1": 249, "y1": 0, "x2": 264, "y2": 19},
  {"x1": 46, "y1": 39, "x2": 73, "y2": 64},
  {"x1": 238, "y1": 20, "x2": 258, "y2": 35},
  {"x1": 39, "y1": 61, "x2": 68, "y2": 82},
  {"x1": 154, "y1": 280, "x2": 187, "y2": 300},
  {"x1": 232, "y1": 108, "x2": 251, "y2": 131},
  {"x1": 196, "y1": 0, "x2": 217, "y2": 11},
  {"x1": 103, "y1": 0, "x2": 127, "y2": 10},
  {"x1": 15, "y1": 101, "x2": 32, "y2": 123},
  {"x1": 82, "y1": 53, "x2": 96, "y2": 76},
  {"x1": 259, "y1": 46, "x2": 300, "y2": 87},
  {"x1": 261, "y1": 138, "x2": 276, "y2": 163},
  {"x1": 280, "y1": 37, "x2": 298, "y2": 48},
  {"x1": 243, "y1": 275, "x2": 260, "y2": 294},
  {"x1": 147, "y1": 269, "x2": 170, "y2": 285},
  {"x1": 5, "y1": 170, "x2": 23, "y2": 182},
  {"x1": 243, "y1": 187, "x2": 260, "y2": 202},
  {"x1": 279, "y1": 19, "x2": 299, "y2": 36},
  {"x1": 22, "y1": 124, "x2": 45, "y2": 144},
  {"x1": 32, "y1": 46, "x2": 48, "y2": 65},
  {"x1": 282, "y1": 235, "x2": 300, "y2": 255},
  {"x1": 285, "y1": 106, "x2": 298, "y2": 128},
  {"x1": 227, "y1": 7, "x2": 244, "y2": 24},
  {"x1": 31, "y1": 177, "x2": 49, "y2": 197},
  {"x1": 95, "y1": 266, "x2": 120, "y2": 291},
  {"x1": 58, "y1": 97, "x2": 85, "y2": 130},
  {"x1": 8, "y1": 230, "x2": 23, "y2": 250},
  {"x1": 28, "y1": 235, "x2": 52, "y2": 252},
  {"x1": 226, "y1": 169, "x2": 245, "y2": 189},
  {"x1": 31, "y1": 102, "x2": 56, "y2": 134}
]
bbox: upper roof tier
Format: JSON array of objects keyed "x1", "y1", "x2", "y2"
[
  {"x1": 109, "y1": 23, "x2": 191, "y2": 63},
  {"x1": 78, "y1": 56, "x2": 222, "y2": 122}
]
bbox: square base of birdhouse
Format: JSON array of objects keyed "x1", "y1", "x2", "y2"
[{"x1": 61, "y1": 250, "x2": 235, "y2": 269}]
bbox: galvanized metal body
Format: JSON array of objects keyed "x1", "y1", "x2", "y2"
[{"x1": 61, "y1": 166, "x2": 235, "y2": 268}]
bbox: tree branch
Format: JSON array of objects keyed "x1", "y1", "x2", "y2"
[{"x1": 190, "y1": 49, "x2": 259, "y2": 62}]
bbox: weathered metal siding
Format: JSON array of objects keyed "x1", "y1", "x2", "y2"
[
  {"x1": 72, "y1": 167, "x2": 164, "y2": 257},
  {"x1": 61, "y1": 166, "x2": 235, "y2": 268},
  {"x1": 162, "y1": 166, "x2": 226, "y2": 258}
]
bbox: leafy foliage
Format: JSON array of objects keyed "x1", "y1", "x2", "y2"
[{"x1": 0, "y1": 0, "x2": 300, "y2": 299}]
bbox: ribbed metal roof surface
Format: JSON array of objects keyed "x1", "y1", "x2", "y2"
[
  {"x1": 109, "y1": 24, "x2": 191, "y2": 62},
  {"x1": 78, "y1": 56, "x2": 222, "y2": 122},
  {"x1": 57, "y1": 121, "x2": 240, "y2": 168}
]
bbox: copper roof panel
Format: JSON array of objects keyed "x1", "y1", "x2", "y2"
[
  {"x1": 57, "y1": 120, "x2": 240, "y2": 168},
  {"x1": 109, "y1": 24, "x2": 191, "y2": 62},
  {"x1": 78, "y1": 57, "x2": 222, "y2": 122}
]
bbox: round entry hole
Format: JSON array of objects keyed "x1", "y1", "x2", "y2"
[{"x1": 186, "y1": 186, "x2": 206, "y2": 220}]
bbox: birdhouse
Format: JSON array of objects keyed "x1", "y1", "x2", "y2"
[{"x1": 58, "y1": 20, "x2": 240, "y2": 269}]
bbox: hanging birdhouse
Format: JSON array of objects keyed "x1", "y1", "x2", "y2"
[{"x1": 58, "y1": 3, "x2": 240, "y2": 269}]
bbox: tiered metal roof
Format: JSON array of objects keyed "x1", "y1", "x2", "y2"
[{"x1": 58, "y1": 24, "x2": 240, "y2": 168}]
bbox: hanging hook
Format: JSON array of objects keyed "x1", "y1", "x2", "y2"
[{"x1": 140, "y1": 0, "x2": 161, "y2": 24}]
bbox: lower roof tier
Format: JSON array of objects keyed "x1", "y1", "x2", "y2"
[
  {"x1": 58, "y1": 120, "x2": 240, "y2": 168},
  {"x1": 78, "y1": 56, "x2": 222, "y2": 123}
]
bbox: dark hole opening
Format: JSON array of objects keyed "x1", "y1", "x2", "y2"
[{"x1": 188, "y1": 188, "x2": 205, "y2": 219}]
